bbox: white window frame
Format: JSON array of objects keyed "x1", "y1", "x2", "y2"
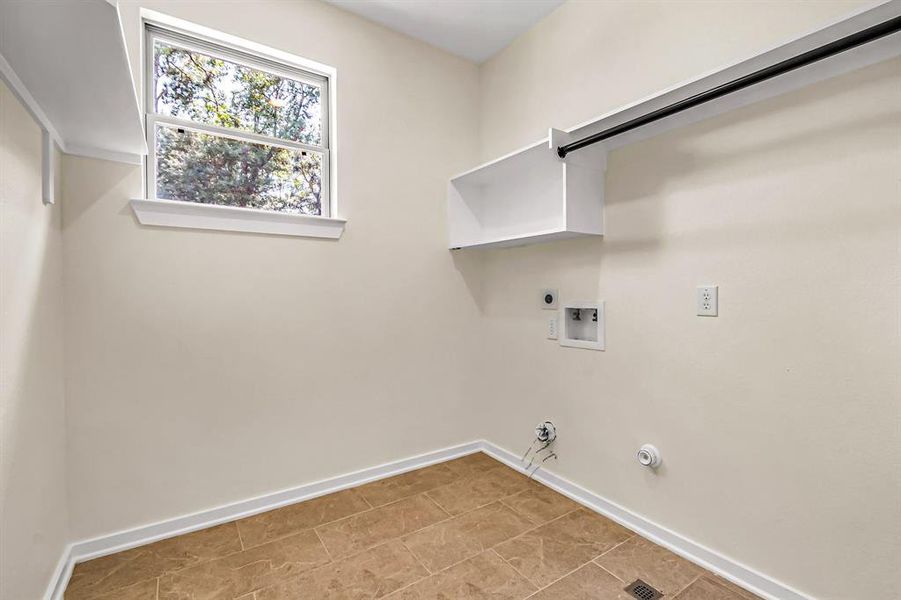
[{"x1": 132, "y1": 12, "x2": 343, "y2": 239}]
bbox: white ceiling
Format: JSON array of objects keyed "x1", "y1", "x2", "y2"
[{"x1": 324, "y1": 0, "x2": 565, "y2": 63}]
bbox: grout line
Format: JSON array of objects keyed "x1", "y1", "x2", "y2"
[
  {"x1": 595, "y1": 561, "x2": 627, "y2": 583},
  {"x1": 521, "y1": 560, "x2": 593, "y2": 598},
  {"x1": 399, "y1": 538, "x2": 433, "y2": 575},
  {"x1": 210, "y1": 497, "x2": 377, "y2": 555},
  {"x1": 391, "y1": 479, "x2": 556, "y2": 585},
  {"x1": 588, "y1": 534, "x2": 637, "y2": 584},
  {"x1": 312, "y1": 527, "x2": 334, "y2": 562},
  {"x1": 395, "y1": 507, "x2": 457, "y2": 543},
  {"x1": 493, "y1": 506, "x2": 584, "y2": 550},
  {"x1": 311, "y1": 461, "x2": 524, "y2": 556},
  {"x1": 357, "y1": 488, "x2": 374, "y2": 509},
  {"x1": 496, "y1": 493, "x2": 547, "y2": 528},
  {"x1": 394, "y1": 491, "x2": 548, "y2": 575},
  {"x1": 672, "y1": 574, "x2": 704, "y2": 598},
  {"x1": 420, "y1": 462, "x2": 511, "y2": 512},
  {"x1": 235, "y1": 522, "x2": 246, "y2": 551},
  {"x1": 420, "y1": 490, "x2": 454, "y2": 520},
  {"x1": 186, "y1": 522, "x2": 274, "y2": 566},
  {"x1": 423, "y1": 490, "x2": 452, "y2": 515},
  {"x1": 424, "y1": 473, "x2": 536, "y2": 521},
  {"x1": 510, "y1": 512, "x2": 637, "y2": 597},
  {"x1": 491, "y1": 548, "x2": 541, "y2": 591},
  {"x1": 81, "y1": 573, "x2": 173, "y2": 599},
  {"x1": 314, "y1": 493, "x2": 424, "y2": 531},
  {"x1": 384, "y1": 572, "x2": 426, "y2": 597},
  {"x1": 400, "y1": 499, "x2": 536, "y2": 580},
  {"x1": 594, "y1": 534, "x2": 636, "y2": 560},
  {"x1": 420, "y1": 547, "x2": 487, "y2": 576},
  {"x1": 358, "y1": 455, "x2": 494, "y2": 511},
  {"x1": 311, "y1": 493, "x2": 459, "y2": 561}
]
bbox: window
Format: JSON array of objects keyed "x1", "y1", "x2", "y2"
[{"x1": 142, "y1": 22, "x2": 337, "y2": 229}]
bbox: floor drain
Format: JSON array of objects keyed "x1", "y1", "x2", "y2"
[{"x1": 624, "y1": 579, "x2": 664, "y2": 600}]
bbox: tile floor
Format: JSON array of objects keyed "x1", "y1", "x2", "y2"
[{"x1": 64, "y1": 452, "x2": 763, "y2": 600}]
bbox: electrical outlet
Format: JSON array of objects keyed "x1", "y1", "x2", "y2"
[
  {"x1": 547, "y1": 316, "x2": 559, "y2": 340},
  {"x1": 541, "y1": 288, "x2": 558, "y2": 310},
  {"x1": 697, "y1": 285, "x2": 718, "y2": 316}
]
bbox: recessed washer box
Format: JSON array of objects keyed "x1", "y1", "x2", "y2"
[{"x1": 560, "y1": 301, "x2": 605, "y2": 351}]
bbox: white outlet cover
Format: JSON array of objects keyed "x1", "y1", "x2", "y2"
[
  {"x1": 559, "y1": 301, "x2": 605, "y2": 350},
  {"x1": 697, "y1": 285, "x2": 718, "y2": 316},
  {"x1": 540, "y1": 288, "x2": 558, "y2": 310},
  {"x1": 547, "y1": 316, "x2": 559, "y2": 340}
]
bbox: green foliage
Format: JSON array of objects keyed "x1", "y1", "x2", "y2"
[{"x1": 153, "y1": 42, "x2": 322, "y2": 214}]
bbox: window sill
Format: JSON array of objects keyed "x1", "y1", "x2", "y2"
[{"x1": 130, "y1": 199, "x2": 346, "y2": 239}]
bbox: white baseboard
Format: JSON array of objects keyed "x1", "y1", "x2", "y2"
[
  {"x1": 480, "y1": 440, "x2": 813, "y2": 600},
  {"x1": 45, "y1": 439, "x2": 812, "y2": 600},
  {"x1": 45, "y1": 441, "x2": 481, "y2": 600},
  {"x1": 44, "y1": 543, "x2": 74, "y2": 600}
]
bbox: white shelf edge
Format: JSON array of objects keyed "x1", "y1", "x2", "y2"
[
  {"x1": 449, "y1": 138, "x2": 549, "y2": 182},
  {"x1": 131, "y1": 199, "x2": 346, "y2": 239},
  {"x1": 66, "y1": 143, "x2": 144, "y2": 166},
  {"x1": 450, "y1": 228, "x2": 601, "y2": 250},
  {"x1": 0, "y1": 52, "x2": 63, "y2": 149}
]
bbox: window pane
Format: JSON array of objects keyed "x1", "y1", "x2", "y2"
[
  {"x1": 153, "y1": 41, "x2": 322, "y2": 145},
  {"x1": 155, "y1": 125, "x2": 322, "y2": 215}
]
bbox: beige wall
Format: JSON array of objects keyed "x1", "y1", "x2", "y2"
[
  {"x1": 474, "y1": 2, "x2": 900, "y2": 599},
  {"x1": 0, "y1": 81, "x2": 69, "y2": 599},
  {"x1": 62, "y1": 0, "x2": 481, "y2": 540}
]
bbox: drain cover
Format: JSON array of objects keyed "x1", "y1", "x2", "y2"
[{"x1": 624, "y1": 579, "x2": 664, "y2": 600}]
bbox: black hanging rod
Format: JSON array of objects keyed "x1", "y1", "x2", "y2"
[{"x1": 557, "y1": 14, "x2": 901, "y2": 158}]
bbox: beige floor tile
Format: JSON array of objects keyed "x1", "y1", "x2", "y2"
[
  {"x1": 385, "y1": 551, "x2": 536, "y2": 600},
  {"x1": 596, "y1": 535, "x2": 702, "y2": 596},
  {"x1": 236, "y1": 489, "x2": 371, "y2": 549},
  {"x1": 675, "y1": 576, "x2": 763, "y2": 600},
  {"x1": 255, "y1": 539, "x2": 428, "y2": 600},
  {"x1": 357, "y1": 463, "x2": 462, "y2": 508},
  {"x1": 316, "y1": 495, "x2": 449, "y2": 558},
  {"x1": 403, "y1": 502, "x2": 535, "y2": 572},
  {"x1": 526, "y1": 562, "x2": 634, "y2": 600},
  {"x1": 501, "y1": 482, "x2": 580, "y2": 525},
  {"x1": 66, "y1": 577, "x2": 160, "y2": 600},
  {"x1": 711, "y1": 576, "x2": 764, "y2": 600},
  {"x1": 494, "y1": 509, "x2": 632, "y2": 588},
  {"x1": 426, "y1": 465, "x2": 531, "y2": 515},
  {"x1": 442, "y1": 453, "x2": 506, "y2": 479},
  {"x1": 674, "y1": 575, "x2": 763, "y2": 600},
  {"x1": 66, "y1": 523, "x2": 242, "y2": 599},
  {"x1": 158, "y1": 529, "x2": 329, "y2": 600}
]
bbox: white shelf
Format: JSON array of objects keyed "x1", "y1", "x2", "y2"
[
  {"x1": 448, "y1": 0, "x2": 901, "y2": 250},
  {"x1": 448, "y1": 131, "x2": 606, "y2": 249},
  {"x1": 0, "y1": 0, "x2": 146, "y2": 165}
]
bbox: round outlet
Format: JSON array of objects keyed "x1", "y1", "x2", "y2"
[{"x1": 637, "y1": 444, "x2": 661, "y2": 468}]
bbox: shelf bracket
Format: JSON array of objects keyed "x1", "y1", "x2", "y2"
[
  {"x1": 42, "y1": 130, "x2": 55, "y2": 205},
  {"x1": 550, "y1": 128, "x2": 608, "y2": 170}
]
